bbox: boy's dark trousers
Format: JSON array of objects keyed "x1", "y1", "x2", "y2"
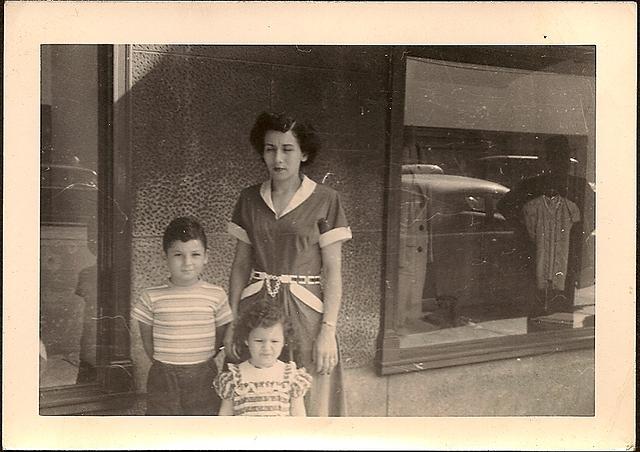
[{"x1": 145, "y1": 357, "x2": 221, "y2": 415}]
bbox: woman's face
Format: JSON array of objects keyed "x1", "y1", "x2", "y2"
[{"x1": 262, "y1": 130, "x2": 308, "y2": 182}]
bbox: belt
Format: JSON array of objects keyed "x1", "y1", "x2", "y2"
[{"x1": 251, "y1": 270, "x2": 321, "y2": 297}]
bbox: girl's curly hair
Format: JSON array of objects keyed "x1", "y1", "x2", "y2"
[{"x1": 233, "y1": 297, "x2": 294, "y2": 361}]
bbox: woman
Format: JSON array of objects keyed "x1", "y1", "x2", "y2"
[{"x1": 224, "y1": 111, "x2": 352, "y2": 416}]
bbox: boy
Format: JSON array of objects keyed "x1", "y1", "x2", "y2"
[{"x1": 132, "y1": 216, "x2": 232, "y2": 415}]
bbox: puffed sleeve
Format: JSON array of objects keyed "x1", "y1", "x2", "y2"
[
  {"x1": 318, "y1": 189, "x2": 352, "y2": 248},
  {"x1": 213, "y1": 370, "x2": 235, "y2": 400},
  {"x1": 131, "y1": 290, "x2": 154, "y2": 325},
  {"x1": 227, "y1": 189, "x2": 252, "y2": 245},
  {"x1": 290, "y1": 366, "x2": 313, "y2": 398}
]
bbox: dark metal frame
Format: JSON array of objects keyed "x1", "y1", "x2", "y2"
[
  {"x1": 377, "y1": 46, "x2": 595, "y2": 376},
  {"x1": 40, "y1": 45, "x2": 135, "y2": 414}
]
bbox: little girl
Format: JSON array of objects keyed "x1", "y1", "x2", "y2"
[{"x1": 213, "y1": 298, "x2": 312, "y2": 416}]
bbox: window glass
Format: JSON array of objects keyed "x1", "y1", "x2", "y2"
[
  {"x1": 396, "y1": 55, "x2": 595, "y2": 349},
  {"x1": 40, "y1": 45, "x2": 100, "y2": 388}
]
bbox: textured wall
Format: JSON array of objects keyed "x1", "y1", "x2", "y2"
[{"x1": 128, "y1": 45, "x2": 390, "y2": 389}]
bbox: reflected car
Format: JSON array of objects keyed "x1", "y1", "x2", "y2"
[
  {"x1": 401, "y1": 163, "x2": 444, "y2": 175},
  {"x1": 401, "y1": 167, "x2": 533, "y2": 321},
  {"x1": 471, "y1": 154, "x2": 579, "y2": 189}
]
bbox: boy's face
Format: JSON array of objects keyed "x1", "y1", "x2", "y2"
[
  {"x1": 246, "y1": 323, "x2": 285, "y2": 369},
  {"x1": 164, "y1": 239, "x2": 208, "y2": 286}
]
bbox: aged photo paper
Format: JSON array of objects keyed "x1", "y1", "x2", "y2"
[{"x1": 3, "y1": 1, "x2": 636, "y2": 450}]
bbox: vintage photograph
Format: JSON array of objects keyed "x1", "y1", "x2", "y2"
[
  {"x1": 4, "y1": 2, "x2": 636, "y2": 450},
  {"x1": 39, "y1": 44, "x2": 596, "y2": 416}
]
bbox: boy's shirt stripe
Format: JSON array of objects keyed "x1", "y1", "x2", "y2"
[
  {"x1": 153, "y1": 292, "x2": 226, "y2": 302},
  {"x1": 152, "y1": 319, "x2": 216, "y2": 327},
  {"x1": 154, "y1": 345, "x2": 216, "y2": 354},
  {"x1": 153, "y1": 331, "x2": 216, "y2": 340},
  {"x1": 131, "y1": 308, "x2": 154, "y2": 322},
  {"x1": 154, "y1": 306, "x2": 216, "y2": 313}
]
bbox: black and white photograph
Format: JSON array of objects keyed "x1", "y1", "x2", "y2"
[{"x1": 3, "y1": 2, "x2": 636, "y2": 450}]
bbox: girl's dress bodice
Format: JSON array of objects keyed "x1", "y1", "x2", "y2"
[{"x1": 214, "y1": 360, "x2": 312, "y2": 416}]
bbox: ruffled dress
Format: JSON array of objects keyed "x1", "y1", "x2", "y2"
[{"x1": 214, "y1": 360, "x2": 312, "y2": 416}]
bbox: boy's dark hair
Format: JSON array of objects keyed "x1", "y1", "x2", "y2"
[
  {"x1": 162, "y1": 216, "x2": 207, "y2": 253},
  {"x1": 234, "y1": 298, "x2": 293, "y2": 360},
  {"x1": 249, "y1": 111, "x2": 321, "y2": 167}
]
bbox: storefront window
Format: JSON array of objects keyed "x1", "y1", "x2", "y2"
[
  {"x1": 380, "y1": 47, "x2": 595, "y2": 375},
  {"x1": 40, "y1": 45, "x2": 101, "y2": 388},
  {"x1": 39, "y1": 45, "x2": 134, "y2": 413}
]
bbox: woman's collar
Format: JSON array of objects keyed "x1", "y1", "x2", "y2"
[{"x1": 260, "y1": 174, "x2": 317, "y2": 218}]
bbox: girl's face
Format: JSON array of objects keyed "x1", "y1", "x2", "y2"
[
  {"x1": 262, "y1": 130, "x2": 308, "y2": 182},
  {"x1": 246, "y1": 322, "x2": 285, "y2": 368}
]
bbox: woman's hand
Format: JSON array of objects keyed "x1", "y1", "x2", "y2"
[
  {"x1": 313, "y1": 325, "x2": 338, "y2": 375},
  {"x1": 223, "y1": 322, "x2": 239, "y2": 361},
  {"x1": 316, "y1": 241, "x2": 343, "y2": 375}
]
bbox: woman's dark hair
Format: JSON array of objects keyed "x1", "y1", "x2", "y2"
[
  {"x1": 162, "y1": 216, "x2": 208, "y2": 253},
  {"x1": 234, "y1": 297, "x2": 293, "y2": 360},
  {"x1": 249, "y1": 111, "x2": 321, "y2": 166}
]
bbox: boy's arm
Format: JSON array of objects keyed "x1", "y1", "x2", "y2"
[
  {"x1": 218, "y1": 398, "x2": 234, "y2": 416},
  {"x1": 290, "y1": 396, "x2": 307, "y2": 416},
  {"x1": 215, "y1": 323, "x2": 229, "y2": 354},
  {"x1": 138, "y1": 322, "x2": 154, "y2": 361}
]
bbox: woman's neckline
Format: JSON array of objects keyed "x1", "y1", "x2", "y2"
[
  {"x1": 270, "y1": 173, "x2": 303, "y2": 195},
  {"x1": 260, "y1": 174, "x2": 317, "y2": 219}
]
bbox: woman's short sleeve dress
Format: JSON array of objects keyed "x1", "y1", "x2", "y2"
[{"x1": 227, "y1": 175, "x2": 351, "y2": 416}]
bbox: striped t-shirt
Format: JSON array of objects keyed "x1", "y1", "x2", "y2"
[{"x1": 131, "y1": 280, "x2": 232, "y2": 365}]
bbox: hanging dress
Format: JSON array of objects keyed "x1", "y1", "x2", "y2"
[
  {"x1": 522, "y1": 195, "x2": 581, "y2": 291},
  {"x1": 227, "y1": 175, "x2": 352, "y2": 416}
]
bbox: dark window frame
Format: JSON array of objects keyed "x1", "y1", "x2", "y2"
[
  {"x1": 377, "y1": 46, "x2": 595, "y2": 376},
  {"x1": 39, "y1": 45, "x2": 135, "y2": 414}
]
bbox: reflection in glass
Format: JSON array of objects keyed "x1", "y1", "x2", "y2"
[
  {"x1": 397, "y1": 55, "x2": 595, "y2": 348},
  {"x1": 40, "y1": 45, "x2": 100, "y2": 388}
]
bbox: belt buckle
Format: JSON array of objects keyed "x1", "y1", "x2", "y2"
[{"x1": 265, "y1": 274, "x2": 281, "y2": 297}]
